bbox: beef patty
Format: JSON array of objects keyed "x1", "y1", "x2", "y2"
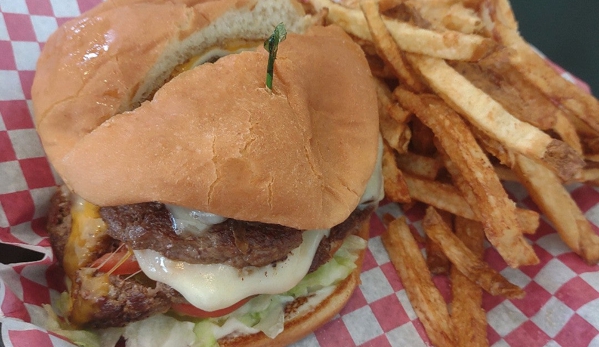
[
  {"x1": 100, "y1": 202, "x2": 373, "y2": 269},
  {"x1": 100, "y1": 203, "x2": 304, "y2": 268}
]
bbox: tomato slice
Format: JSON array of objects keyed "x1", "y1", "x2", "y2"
[
  {"x1": 91, "y1": 249, "x2": 141, "y2": 275},
  {"x1": 171, "y1": 297, "x2": 252, "y2": 318}
]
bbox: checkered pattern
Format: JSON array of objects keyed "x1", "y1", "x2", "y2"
[{"x1": 1, "y1": 1, "x2": 599, "y2": 346}]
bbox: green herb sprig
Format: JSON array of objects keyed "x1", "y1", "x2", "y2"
[{"x1": 264, "y1": 23, "x2": 287, "y2": 90}]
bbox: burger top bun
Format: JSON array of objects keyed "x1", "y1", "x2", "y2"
[{"x1": 33, "y1": 1, "x2": 379, "y2": 230}]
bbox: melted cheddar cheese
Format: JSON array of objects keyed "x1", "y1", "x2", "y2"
[{"x1": 63, "y1": 198, "x2": 110, "y2": 326}]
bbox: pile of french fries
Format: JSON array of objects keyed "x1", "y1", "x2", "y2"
[{"x1": 307, "y1": 0, "x2": 599, "y2": 345}]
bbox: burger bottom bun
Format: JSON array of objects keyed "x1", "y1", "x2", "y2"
[{"x1": 219, "y1": 218, "x2": 370, "y2": 347}]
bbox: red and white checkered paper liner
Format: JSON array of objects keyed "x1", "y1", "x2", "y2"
[{"x1": 1, "y1": 1, "x2": 599, "y2": 346}]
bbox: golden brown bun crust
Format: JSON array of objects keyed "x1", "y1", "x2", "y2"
[
  {"x1": 33, "y1": 0, "x2": 244, "y2": 162},
  {"x1": 47, "y1": 29, "x2": 378, "y2": 229},
  {"x1": 219, "y1": 217, "x2": 370, "y2": 347}
]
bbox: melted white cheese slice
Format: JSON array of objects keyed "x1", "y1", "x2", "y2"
[
  {"x1": 134, "y1": 229, "x2": 328, "y2": 312},
  {"x1": 165, "y1": 206, "x2": 226, "y2": 236}
]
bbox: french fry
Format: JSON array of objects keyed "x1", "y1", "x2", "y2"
[
  {"x1": 403, "y1": 171, "x2": 539, "y2": 234},
  {"x1": 426, "y1": 210, "x2": 452, "y2": 275},
  {"x1": 440, "y1": 3, "x2": 483, "y2": 34},
  {"x1": 374, "y1": 79, "x2": 411, "y2": 124},
  {"x1": 395, "y1": 88, "x2": 538, "y2": 267},
  {"x1": 513, "y1": 154, "x2": 599, "y2": 264},
  {"x1": 415, "y1": 1, "x2": 483, "y2": 34},
  {"x1": 413, "y1": 0, "x2": 468, "y2": 6},
  {"x1": 513, "y1": 208, "x2": 539, "y2": 235},
  {"x1": 426, "y1": 235, "x2": 451, "y2": 275},
  {"x1": 310, "y1": 0, "x2": 498, "y2": 61},
  {"x1": 461, "y1": 0, "x2": 485, "y2": 9},
  {"x1": 410, "y1": 117, "x2": 437, "y2": 156},
  {"x1": 366, "y1": 52, "x2": 397, "y2": 79},
  {"x1": 451, "y1": 58, "x2": 558, "y2": 131},
  {"x1": 382, "y1": 217, "x2": 457, "y2": 347},
  {"x1": 381, "y1": 0, "x2": 431, "y2": 28},
  {"x1": 375, "y1": 79, "x2": 412, "y2": 153},
  {"x1": 311, "y1": 0, "x2": 371, "y2": 39},
  {"x1": 494, "y1": 164, "x2": 519, "y2": 182},
  {"x1": 423, "y1": 207, "x2": 525, "y2": 298},
  {"x1": 552, "y1": 112, "x2": 583, "y2": 156},
  {"x1": 489, "y1": 0, "x2": 518, "y2": 30},
  {"x1": 361, "y1": 0, "x2": 426, "y2": 91},
  {"x1": 476, "y1": 130, "x2": 599, "y2": 264},
  {"x1": 384, "y1": 16, "x2": 496, "y2": 62},
  {"x1": 467, "y1": 52, "x2": 584, "y2": 156},
  {"x1": 405, "y1": 53, "x2": 584, "y2": 182},
  {"x1": 384, "y1": 212, "x2": 427, "y2": 244},
  {"x1": 582, "y1": 137, "x2": 599, "y2": 157},
  {"x1": 384, "y1": 19, "x2": 496, "y2": 62},
  {"x1": 451, "y1": 216, "x2": 489, "y2": 347},
  {"x1": 481, "y1": 0, "x2": 599, "y2": 137},
  {"x1": 310, "y1": 7, "x2": 329, "y2": 26},
  {"x1": 575, "y1": 168, "x2": 599, "y2": 185},
  {"x1": 382, "y1": 141, "x2": 412, "y2": 203},
  {"x1": 377, "y1": 0, "x2": 404, "y2": 12},
  {"x1": 395, "y1": 151, "x2": 442, "y2": 180},
  {"x1": 379, "y1": 109, "x2": 411, "y2": 154},
  {"x1": 381, "y1": 212, "x2": 395, "y2": 227},
  {"x1": 440, "y1": 149, "x2": 540, "y2": 237},
  {"x1": 404, "y1": 171, "x2": 473, "y2": 216}
]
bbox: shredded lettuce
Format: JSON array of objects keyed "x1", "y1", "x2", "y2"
[
  {"x1": 43, "y1": 234, "x2": 366, "y2": 347},
  {"x1": 287, "y1": 234, "x2": 365, "y2": 297},
  {"x1": 236, "y1": 295, "x2": 293, "y2": 338},
  {"x1": 32, "y1": 303, "x2": 122, "y2": 347},
  {"x1": 124, "y1": 315, "x2": 196, "y2": 347},
  {"x1": 207, "y1": 317, "x2": 258, "y2": 341},
  {"x1": 193, "y1": 320, "x2": 219, "y2": 347}
]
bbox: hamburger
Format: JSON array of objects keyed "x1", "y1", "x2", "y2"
[{"x1": 32, "y1": 0, "x2": 382, "y2": 345}]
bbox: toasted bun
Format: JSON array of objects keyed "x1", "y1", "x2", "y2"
[
  {"x1": 33, "y1": 0, "x2": 309, "y2": 165},
  {"x1": 219, "y1": 218, "x2": 369, "y2": 347},
  {"x1": 33, "y1": 0, "x2": 379, "y2": 230}
]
